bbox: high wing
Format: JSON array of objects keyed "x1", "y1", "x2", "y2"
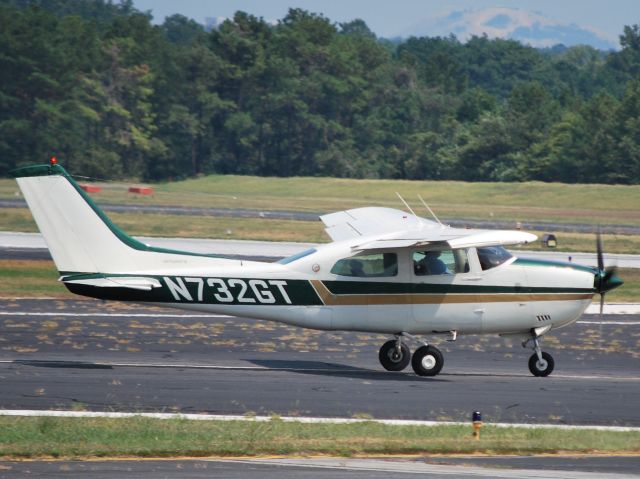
[
  {"x1": 320, "y1": 207, "x2": 537, "y2": 250},
  {"x1": 321, "y1": 207, "x2": 437, "y2": 241}
]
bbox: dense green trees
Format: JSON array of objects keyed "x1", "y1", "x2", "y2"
[{"x1": 1, "y1": 0, "x2": 640, "y2": 183}]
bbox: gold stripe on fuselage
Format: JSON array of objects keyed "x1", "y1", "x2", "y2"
[{"x1": 309, "y1": 280, "x2": 593, "y2": 306}]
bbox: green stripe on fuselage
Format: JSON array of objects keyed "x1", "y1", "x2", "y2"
[
  {"x1": 61, "y1": 272, "x2": 594, "y2": 306},
  {"x1": 62, "y1": 274, "x2": 324, "y2": 306},
  {"x1": 323, "y1": 280, "x2": 594, "y2": 295}
]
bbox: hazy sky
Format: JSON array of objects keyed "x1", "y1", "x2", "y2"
[{"x1": 130, "y1": 0, "x2": 639, "y2": 42}]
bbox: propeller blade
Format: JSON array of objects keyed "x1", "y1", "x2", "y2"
[
  {"x1": 596, "y1": 227, "x2": 604, "y2": 272},
  {"x1": 599, "y1": 292, "x2": 605, "y2": 349}
]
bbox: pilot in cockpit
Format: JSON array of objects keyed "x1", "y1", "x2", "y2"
[{"x1": 414, "y1": 251, "x2": 449, "y2": 275}]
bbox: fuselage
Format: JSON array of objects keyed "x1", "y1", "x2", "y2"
[
  {"x1": 63, "y1": 239, "x2": 597, "y2": 336},
  {"x1": 13, "y1": 163, "x2": 599, "y2": 339}
]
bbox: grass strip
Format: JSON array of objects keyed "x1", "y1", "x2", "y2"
[
  {"x1": 4, "y1": 175, "x2": 639, "y2": 226},
  {"x1": 0, "y1": 260, "x2": 68, "y2": 298},
  {"x1": 1, "y1": 416, "x2": 639, "y2": 459},
  {"x1": 3, "y1": 207, "x2": 639, "y2": 254},
  {"x1": 3, "y1": 174, "x2": 640, "y2": 228}
]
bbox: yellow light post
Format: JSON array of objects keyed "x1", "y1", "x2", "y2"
[{"x1": 472, "y1": 411, "x2": 483, "y2": 440}]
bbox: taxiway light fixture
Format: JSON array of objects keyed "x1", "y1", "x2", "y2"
[
  {"x1": 541, "y1": 234, "x2": 557, "y2": 248},
  {"x1": 472, "y1": 411, "x2": 483, "y2": 440}
]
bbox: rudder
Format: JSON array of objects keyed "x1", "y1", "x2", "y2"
[{"x1": 14, "y1": 163, "x2": 155, "y2": 274}]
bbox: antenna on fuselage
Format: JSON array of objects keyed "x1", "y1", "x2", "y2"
[
  {"x1": 395, "y1": 192, "x2": 423, "y2": 224},
  {"x1": 418, "y1": 194, "x2": 444, "y2": 227}
]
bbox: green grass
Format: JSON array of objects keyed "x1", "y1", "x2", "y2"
[
  {"x1": 2, "y1": 174, "x2": 640, "y2": 226},
  {"x1": 2, "y1": 207, "x2": 639, "y2": 254},
  {"x1": 3, "y1": 173, "x2": 640, "y2": 253},
  {"x1": 0, "y1": 260, "x2": 67, "y2": 297},
  {"x1": 609, "y1": 268, "x2": 640, "y2": 303},
  {"x1": 2, "y1": 173, "x2": 640, "y2": 253},
  {"x1": 0, "y1": 416, "x2": 638, "y2": 459}
]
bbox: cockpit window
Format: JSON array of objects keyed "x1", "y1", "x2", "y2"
[
  {"x1": 278, "y1": 248, "x2": 317, "y2": 264},
  {"x1": 413, "y1": 249, "x2": 469, "y2": 276},
  {"x1": 477, "y1": 246, "x2": 513, "y2": 270},
  {"x1": 330, "y1": 253, "x2": 398, "y2": 277}
]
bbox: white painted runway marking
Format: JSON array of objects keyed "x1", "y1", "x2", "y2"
[
  {"x1": 0, "y1": 360, "x2": 353, "y2": 372},
  {"x1": 577, "y1": 320, "x2": 640, "y2": 325},
  {"x1": 448, "y1": 372, "x2": 640, "y2": 381},
  {"x1": 2, "y1": 359, "x2": 639, "y2": 381},
  {"x1": 0, "y1": 312, "x2": 231, "y2": 318},
  {"x1": 0, "y1": 409, "x2": 638, "y2": 432},
  {"x1": 219, "y1": 458, "x2": 639, "y2": 479}
]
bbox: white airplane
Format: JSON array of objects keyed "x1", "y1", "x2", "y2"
[{"x1": 13, "y1": 160, "x2": 622, "y2": 377}]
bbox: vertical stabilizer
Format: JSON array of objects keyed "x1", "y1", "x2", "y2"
[
  {"x1": 13, "y1": 164, "x2": 153, "y2": 273},
  {"x1": 12, "y1": 163, "x2": 230, "y2": 275}
]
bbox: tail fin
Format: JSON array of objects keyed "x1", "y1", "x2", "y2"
[{"x1": 12, "y1": 163, "x2": 216, "y2": 274}]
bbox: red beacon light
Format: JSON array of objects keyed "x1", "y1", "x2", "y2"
[{"x1": 50, "y1": 156, "x2": 58, "y2": 166}]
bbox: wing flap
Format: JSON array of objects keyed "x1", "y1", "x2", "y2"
[{"x1": 351, "y1": 230, "x2": 537, "y2": 251}]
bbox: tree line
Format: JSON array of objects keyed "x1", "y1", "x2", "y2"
[{"x1": 2, "y1": 0, "x2": 640, "y2": 183}]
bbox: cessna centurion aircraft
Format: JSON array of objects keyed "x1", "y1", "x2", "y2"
[{"x1": 13, "y1": 160, "x2": 623, "y2": 377}]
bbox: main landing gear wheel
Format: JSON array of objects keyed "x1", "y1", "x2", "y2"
[
  {"x1": 411, "y1": 345, "x2": 444, "y2": 377},
  {"x1": 379, "y1": 340, "x2": 411, "y2": 371},
  {"x1": 528, "y1": 351, "x2": 554, "y2": 377}
]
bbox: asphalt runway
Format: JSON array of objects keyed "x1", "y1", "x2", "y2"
[
  {"x1": 1, "y1": 299, "x2": 639, "y2": 426},
  {"x1": 2, "y1": 456, "x2": 640, "y2": 479}
]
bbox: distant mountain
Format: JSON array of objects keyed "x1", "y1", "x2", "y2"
[{"x1": 405, "y1": 7, "x2": 618, "y2": 50}]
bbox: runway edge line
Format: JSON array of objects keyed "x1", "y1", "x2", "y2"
[{"x1": 1, "y1": 410, "x2": 638, "y2": 432}]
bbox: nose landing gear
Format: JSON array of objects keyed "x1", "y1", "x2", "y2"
[{"x1": 524, "y1": 331, "x2": 555, "y2": 377}]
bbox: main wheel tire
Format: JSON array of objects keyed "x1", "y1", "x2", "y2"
[
  {"x1": 528, "y1": 351, "x2": 554, "y2": 377},
  {"x1": 378, "y1": 340, "x2": 411, "y2": 371},
  {"x1": 411, "y1": 345, "x2": 444, "y2": 377}
]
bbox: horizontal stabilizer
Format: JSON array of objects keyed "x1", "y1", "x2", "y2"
[{"x1": 62, "y1": 275, "x2": 162, "y2": 291}]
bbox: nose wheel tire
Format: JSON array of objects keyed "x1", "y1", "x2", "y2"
[
  {"x1": 528, "y1": 351, "x2": 554, "y2": 377},
  {"x1": 411, "y1": 345, "x2": 444, "y2": 376},
  {"x1": 379, "y1": 340, "x2": 411, "y2": 371}
]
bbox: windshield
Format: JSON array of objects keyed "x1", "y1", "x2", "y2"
[{"x1": 477, "y1": 246, "x2": 513, "y2": 270}]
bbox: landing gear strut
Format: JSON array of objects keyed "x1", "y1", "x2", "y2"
[
  {"x1": 378, "y1": 334, "x2": 444, "y2": 376},
  {"x1": 525, "y1": 334, "x2": 555, "y2": 377},
  {"x1": 378, "y1": 337, "x2": 410, "y2": 371}
]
